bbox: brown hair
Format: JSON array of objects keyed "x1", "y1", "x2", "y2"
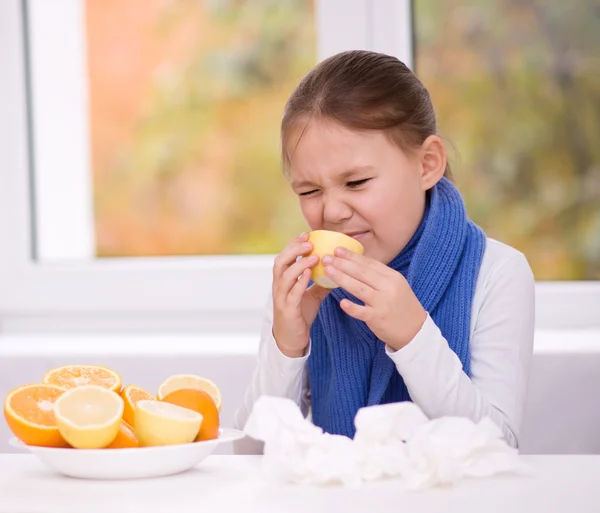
[{"x1": 281, "y1": 50, "x2": 452, "y2": 180}]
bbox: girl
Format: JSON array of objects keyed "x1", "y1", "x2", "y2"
[{"x1": 234, "y1": 50, "x2": 535, "y2": 451}]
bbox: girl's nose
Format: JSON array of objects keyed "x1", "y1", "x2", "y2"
[{"x1": 322, "y1": 192, "x2": 352, "y2": 225}]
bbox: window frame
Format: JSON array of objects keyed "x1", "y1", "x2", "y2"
[{"x1": 0, "y1": 0, "x2": 598, "y2": 334}]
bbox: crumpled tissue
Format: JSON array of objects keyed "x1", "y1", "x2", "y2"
[{"x1": 244, "y1": 396, "x2": 527, "y2": 489}]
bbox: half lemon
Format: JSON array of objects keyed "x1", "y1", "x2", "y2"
[
  {"x1": 135, "y1": 400, "x2": 202, "y2": 447},
  {"x1": 157, "y1": 375, "x2": 222, "y2": 411},
  {"x1": 54, "y1": 385, "x2": 124, "y2": 449}
]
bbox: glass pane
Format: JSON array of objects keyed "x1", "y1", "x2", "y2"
[
  {"x1": 414, "y1": 0, "x2": 600, "y2": 280},
  {"x1": 86, "y1": 0, "x2": 314, "y2": 257}
]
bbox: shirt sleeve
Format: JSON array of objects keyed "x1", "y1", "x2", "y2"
[
  {"x1": 385, "y1": 252, "x2": 535, "y2": 448},
  {"x1": 233, "y1": 294, "x2": 311, "y2": 454}
]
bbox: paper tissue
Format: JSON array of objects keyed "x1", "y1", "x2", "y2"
[{"x1": 244, "y1": 396, "x2": 526, "y2": 489}]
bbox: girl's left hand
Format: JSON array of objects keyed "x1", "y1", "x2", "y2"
[{"x1": 322, "y1": 247, "x2": 427, "y2": 351}]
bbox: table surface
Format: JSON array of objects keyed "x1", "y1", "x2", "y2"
[{"x1": 1, "y1": 454, "x2": 600, "y2": 513}]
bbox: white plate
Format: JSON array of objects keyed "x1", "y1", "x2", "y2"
[{"x1": 9, "y1": 428, "x2": 245, "y2": 480}]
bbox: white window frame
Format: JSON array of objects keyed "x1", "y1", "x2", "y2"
[{"x1": 0, "y1": 0, "x2": 598, "y2": 334}]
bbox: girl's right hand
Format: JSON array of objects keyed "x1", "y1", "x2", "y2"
[{"x1": 272, "y1": 232, "x2": 331, "y2": 358}]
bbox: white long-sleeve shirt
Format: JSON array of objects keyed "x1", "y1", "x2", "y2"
[{"x1": 234, "y1": 238, "x2": 535, "y2": 453}]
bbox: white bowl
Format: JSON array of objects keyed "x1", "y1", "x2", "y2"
[{"x1": 9, "y1": 428, "x2": 245, "y2": 480}]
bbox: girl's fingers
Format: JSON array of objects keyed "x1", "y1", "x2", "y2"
[
  {"x1": 288, "y1": 268, "x2": 312, "y2": 306},
  {"x1": 340, "y1": 298, "x2": 371, "y2": 322},
  {"x1": 282, "y1": 254, "x2": 318, "y2": 285},
  {"x1": 324, "y1": 251, "x2": 387, "y2": 291},
  {"x1": 276, "y1": 254, "x2": 318, "y2": 300},
  {"x1": 273, "y1": 237, "x2": 313, "y2": 279},
  {"x1": 324, "y1": 264, "x2": 376, "y2": 305}
]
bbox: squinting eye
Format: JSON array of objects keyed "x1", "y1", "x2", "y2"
[
  {"x1": 299, "y1": 189, "x2": 318, "y2": 197},
  {"x1": 346, "y1": 178, "x2": 371, "y2": 189}
]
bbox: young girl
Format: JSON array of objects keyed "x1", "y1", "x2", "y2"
[{"x1": 234, "y1": 50, "x2": 535, "y2": 451}]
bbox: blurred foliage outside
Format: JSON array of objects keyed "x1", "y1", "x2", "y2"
[
  {"x1": 415, "y1": 0, "x2": 600, "y2": 279},
  {"x1": 87, "y1": 0, "x2": 313, "y2": 257},
  {"x1": 87, "y1": 0, "x2": 599, "y2": 279}
]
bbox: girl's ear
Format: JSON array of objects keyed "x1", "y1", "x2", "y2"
[{"x1": 419, "y1": 135, "x2": 447, "y2": 190}]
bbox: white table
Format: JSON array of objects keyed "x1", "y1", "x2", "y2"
[{"x1": 1, "y1": 454, "x2": 599, "y2": 513}]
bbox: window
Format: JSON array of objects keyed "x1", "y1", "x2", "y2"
[
  {"x1": 0, "y1": 0, "x2": 597, "y2": 333},
  {"x1": 29, "y1": 0, "x2": 315, "y2": 261},
  {"x1": 414, "y1": 0, "x2": 600, "y2": 281},
  {"x1": 1, "y1": 0, "x2": 412, "y2": 332}
]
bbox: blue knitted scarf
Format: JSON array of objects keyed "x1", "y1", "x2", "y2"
[{"x1": 307, "y1": 177, "x2": 486, "y2": 438}]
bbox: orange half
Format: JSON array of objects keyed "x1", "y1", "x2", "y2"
[
  {"x1": 161, "y1": 389, "x2": 220, "y2": 441},
  {"x1": 120, "y1": 384, "x2": 155, "y2": 427},
  {"x1": 42, "y1": 365, "x2": 122, "y2": 393},
  {"x1": 106, "y1": 419, "x2": 139, "y2": 449},
  {"x1": 4, "y1": 384, "x2": 69, "y2": 447}
]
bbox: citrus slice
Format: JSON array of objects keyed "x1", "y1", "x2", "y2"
[
  {"x1": 3, "y1": 384, "x2": 69, "y2": 447},
  {"x1": 161, "y1": 389, "x2": 220, "y2": 441},
  {"x1": 106, "y1": 419, "x2": 139, "y2": 449},
  {"x1": 54, "y1": 385, "x2": 124, "y2": 449},
  {"x1": 135, "y1": 400, "x2": 202, "y2": 447},
  {"x1": 42, "y1": 365, "x2": 122, "y2": 393},
  {"x1": 120, "y1": 384, "x2": 155, "y2": 427},
  {"x1": 157, "y1": 375, "x2": 222, "y2": 410}
]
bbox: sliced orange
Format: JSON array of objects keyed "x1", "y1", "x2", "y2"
[
  {"x1": 106, "y1": 419, "x2": 139, "y2": 449},
  {"x1": 42, "y1": 365, "x2": 122, "y2": 393},
  {"x1": 161, "y1": 389, "x2": 220, "y2": 441},
  {"x1": 4, "y1": 384, "x2": 69, "y2": 447},
  {"x1": 157, "y1": 375, "x2": 222, "y2": 411},
  {"x1": 120, "y1": 385, "x2": 155, "y2": 427}
]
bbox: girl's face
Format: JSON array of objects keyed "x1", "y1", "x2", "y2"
[{"x1": 288, "y1": 118, "x2": 445, "y2": 264}]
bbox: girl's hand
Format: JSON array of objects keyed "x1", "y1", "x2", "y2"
[
  {"x1": 272, "y1": 233, "x2": 332, "y2": 358},
  {"x1": 322, "y1": 247, "x2": 427, "y2": 351}
]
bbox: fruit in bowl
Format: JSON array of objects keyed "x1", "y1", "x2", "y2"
[
  {"x1": 135, "y1": 400, "x2": 202, "y2": 446},
  {"x1": 4, "y1": 366, "x2": 245, "y2": 479},
  {"x1": 161, "y1": 389, "x2": 220, "y2": 441},
  {"x1": 4, "y1": 383, "x2": 69, "y2": 448},
  {"x1": 42, "y1": 364, "x2": 122, "y2": 392},
  {"x1": 53, "y1": 385, "x2": 124, "y2": 449},
  {"x1": 120, "y1": 384, "x2": 155, "y2": 427},
  {"x1": 157, "y1": 374, "x2": 222, "y2": 410},
  {"x1": 4, "y1": 365, "x2": 223, "y2": 449}
]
